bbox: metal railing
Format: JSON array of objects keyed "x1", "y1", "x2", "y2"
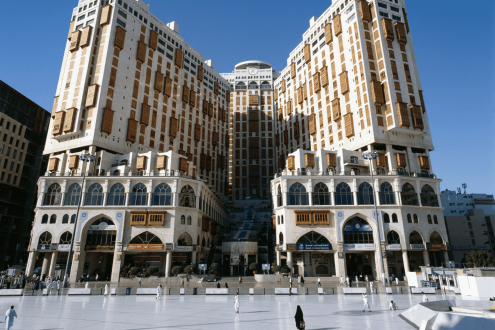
[
  {"x1": 45, "y1": 170, "x2": 195, "y2": 180},
  {"x1": 273, "y1": 169, "x2": 437, "y2": 179},
  {"x1": 235, "y1": 86, "x2": 247, "y2": 90},
  {"x1": 260, "y1": 85, "x2": 272, "y2": 89},
  {"x1": 248, "y1": 85, "x2": 258, "y2": 89}
]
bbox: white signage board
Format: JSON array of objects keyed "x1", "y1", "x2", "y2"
[{"x1": 344, "y1": 244, "x2": 375, "y2": 251}]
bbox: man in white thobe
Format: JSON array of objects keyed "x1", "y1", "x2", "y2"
[
  {"x1": 346, "y1": 276, "x2": 350, "y2": 286},
  {"x1": 234, "y1": 293, "x2": 239, "y2": 313},
  {"x1": 104, "y1": 284, "x2": 109, "y2": 296},
  {"x1": 370, "y1": 281, "x2": 375, "y2": 293},
  {"x1": 362, "y1": 293, "x2": 371, "y2": 312},
  {"x1": 422, "y1": 292, "x2": 429, "y2": 303},
  {"x1": 46, "y1": 281, "x2": 51, "y2": 294},
  {"x1": 5, "y1": 306, "x2": 17, "y2": 330},
  {"x1": 395, "y1": 277, "x2": 399, "y2": 286},
  {"x1": 156, "y1": 285, "x2": 162, "y2": 300},
  {"x1": 318, "y1": 277, "x2": 321, "y2": 287},
  {"x1": 85, "y1": 282, "x2": 89, "y2": 289},
  {"x1": 340, "y1": 276, "x2": 344, "y2": 286},
  {"x1": 389, "y1": 301, "x2": 399, "y2": 310},
  {"x1": 95, "y1": 274, "x2": 99, "y2": 282}
]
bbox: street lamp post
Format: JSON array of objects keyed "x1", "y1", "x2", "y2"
[
  {"x1": 62, "y1": 153, "x2": 96, "y2": 288},
  {"x1": 362, "y1": 151, "x2": 387, "y2": 287}
]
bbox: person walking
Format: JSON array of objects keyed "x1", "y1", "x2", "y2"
[
  {"x1": 56, "y1": 279, "x2": 61, "y2": 292},
  {"x1": 422, "y1": 292, "x2": 429, "y2": 303},
  {"x1": 389, "y1": 300, "x2": 399, "y2": 310},
  {"x1": 365, "y1": 275, "x2": 369, "y2": 283},
  {"x1": 289, "y1": 282, "x2": 292, "y2": 296},
  {"x1": 138, "y1": 277, "x2": 142, "y2": 287},
  {"x1": 95, "y1": 274, "x2": 99, "y2": 282},
  {"x1": 104, "y1": 284, "x2": 109, "y2": 296},
  {"x1": 362, "y1": 293, "x2": 371, "y2": 312},
  {"x1": 156, "y1": 284, "x2": 162, "y2": 300},
  {"x1": 181, "y1": 278, "x2": 184, "y2": 288},
  {"x1": 5, "y1": 306, "x2": 17, "y2": 330},
  {"x1": 340, "y1": 276, "x2": 344, "y2": 286},
  {"x1": 395, "y1": 277, "x2": 399, "y2": 286},
  {"x1": 85, "y1": 282, "x2": 89, "y2": 289},
  {"x1": 46, "y1": 281, "x2": 51, "y2": 295},
  {"x1": 370, "y1": 281, "x2": 375, "y2": 293},
  {"x1": 346, "y1": 276, "x2": 350, "y2": 286},
  {"x1": 216, "y1": 282, "x2": 220, "y2": 288},
  {"x1": 317, "y1": 277, "x2": 321, "y2": 287},
  {"x1": 234, "y1": 293, "x2": 239, "y2": 313},
  {"x1": 239, "y1": 276, "x2": 242, "y2": 285},
  {"x1": 225, "y1": 282, "x2": 229, "y2": 288},
  {"x1": 295, "y1": 305, "x2": 304, "y2": 330}
]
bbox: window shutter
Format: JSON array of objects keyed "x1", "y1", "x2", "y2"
[
  {"x1": 304, "y1": 153, "x2": 315, "y2": 168},
  {"x1": 377, "y1": 153, "x2": 387, "y2": 167},
  {"x1": 114, "y1": 26, "x2": 126, "y2": 50},
  {"x1": 190, "y1": 89, "x2": 196, "y2": 107},
  {"x1": 203, "y1": 99, "x2": 208, "y2": 114},
  {"x1": 381, "y1": 18, "x2": 395, "y2": 41},
  {"x1": 101, "y1": 108, "x2": 115, "y2": 134},
  {"x1": 182, "y1": 85, "x2": 190, "y2": 104},
  {"x1": 333, "y1": 13, "x2": 342, "y2": 36},
  {"x1": 208, "y1": 103, "x2": 213, "y2": 117},
  {"x1": 154, "y1": 71, "x2": 164, "y2": 92},
  {"x1": 214, "y1": 82, "x2": 219, "y2": 95},
  {"x1": 85, "y1": 84, "x2": 99, "y2": 108},
  {"x1": 169, "y1": 117, "x2": 178, "y2": 138},
  {"x1": 290, "y1": 62, "x2": 296, "y2": 79},
  {"x1": 53, "y1": 111, "x2": 65, "y2": 135},
  {"x1": 249, "y1": 95, "x2": 259, "y2": 105},
  {"x1": 297, "y1": 87, "x2": 303, "y2": 104},
  {"x1": 69, "y1": 30, "x2": 81, "y2": 52},
  {"x1": 126, "y1": 118, "x2": 138, "y2": 142},
  {"x1": 197, "y1": 66, "x2": 204, "y2": 81},
  {"x1": 149, "y1": 30, "x2": 158, "y2": 50},
  {"x1": 358, "y1": 0, "x2": 371, "y2": 21},
  {"x1": 395, "y1": 102, "x2": 410, "y2": 127},
  {"x1": 308, "y1": 113, "x2": 317, "y2": 135},
  {"x1": 332, "y1": 98, "x2": 341, "y2": 121},
  {"x1": 324, "y1": 23, "x2": 333, "y2": 44},
  {"x1": 63, "y1": 107, "x2": 77, "y2": 132},
  {"x1": 156, "y1": 155, "x2": 167, "y2": 169},
  {"x1": 140, "y1": 103, "x2": 150, "y2": 126},
  {"x1": 80, "y1": 25, "x2": 93, "y2": 48},
  {"x1": 313, "y1": 72, "x2": 321, "y2": 93},
  {"x1": 304, "y1": 44, "x2": 311, "y2": 63},
  {"x1": 175, "y1": 48, "x2": 184, "y2": 67},
  {"x1": 281, "y1": 80, "x2": 286, "y2": 93},
  {"x1": 396, "y1": 153, "x2": 407, "y2": 168},
  {"x1": 48, "y1": 158, "x2": 59, "y2": 172},
  {"x1": 137, "y1": 41, "x2": 147, "y2": 63},
  {"x1": 410, "y1": 105, "x2": 423, "y2": 129},
  {"x1": 179, "y1": 158, "x2": 189, "y2": 173},
  {"x1": 320, "y1": 66, "x2": 329, "y2": 87},
  {"x1": 136, "y1": 156, "x2": 147, "y2": 170},
  {"x1": 69, "y1": 155, "x2": 79, "y2": 169},
  {"x1": 339, "y1": 71, "x2": 349, "y2": 94},
  {"x1": 394, "y1": 22, "x2": 407, "y2": 44},
  {"x1": 287, "y1": 156, "x2": 295, "y2": 170},
  {"x1": 194, "y1": 124, "x2": 201, "y2": 141},
  {"x1": 326, "y1": 153, "x2": 337, "y2": 167},
  {"x1": 344, "y1": 113, "x2": 355, "y2": 137},
  {"x1": 164, "y1": 76, "x2": 172, "y2": 96},
  {"x1": 99, "y1": 5, "x2": 111, "y2": 25},
  {"x1": 293, "y1": 121, "x2": 300, "y2": 139},
  {"x1": 419, "y1": 156, "x2": 430, "y2": 169},
  {"x1": 371, "y1": 80, "x2": 385, "y2": 105}
]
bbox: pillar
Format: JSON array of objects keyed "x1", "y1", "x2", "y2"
[
  {"x1": 48, "y1": 251, "x2": 58, "y2": 278},
  {"x1": 334, "y1": 252, "x2": 346, "y2": 278},
  {"x1": 110, "y1": 250, "x2": 123, "y2": 283},
  {"x1": 41, "y1": 253, "x2": 51, "y2": 277},
  {"x1": 287, "y1": 251, "x2": 293, "y2": 273},
  {"x1": 402, "y1": 250, "x2": 410, "y2": 273},
  {"x1": 165, "y1": 251, "x2": 172, "y2": 277},
  {"x1": 423, "y1": 250, "x2": 430, "y2": 267},
  {"x1": 353, "y1": 191, "x2": 358, "y2": 206},
  {"x1": 443, "y1": 250, "x2": 449, "y2": 263},
  {"x1": 192, "y1": 251, "x2": 197, "y2": 265},
  {"x1": 70, "y1": 249, "x2": 85, "y2": 282},
  {"x1": 25, "y1": 252, "x2": 37, "y2": 277},
  {"x1": 276, "y1": 251, "x2": 281, "y2": 266}
]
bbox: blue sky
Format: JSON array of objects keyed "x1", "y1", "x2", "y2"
[{"x1": 1, "y1": 0, "x2": 493, "y2": 194}]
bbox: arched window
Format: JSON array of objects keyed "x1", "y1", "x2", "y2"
[
  {"x1": 197, "y1": 236, "x2": 200, "y2": 246},
  {"x1": 421, "y1": 185, "x2": 439, "y2": 207},
  {"x1": 44, "y1": 183, "x2": 61, "y2": 205},
  {"x1": 288, "y1": 182, "x2": 308, "y2": 205},
  {"x1": 313, "y1": 182, "x2": 331, "y2": 205},
  {"x1": 41, "y1": 215, "x2": 48, "y2": 224},
  {"x1": 62, "y1": 214, "x2": 69, "y2": 224},
  {"x1": 107, "y1": 183, "x2": 126, "y2": 205},
  {"x1": 153, "y1": 183, "x2": 172, "y2": 205},
  {"x1": 64, "y1": 183, "x2": 81, "y2": 205},
  {"x1": 59, "y1": 232, "x2": 72, "y2": 244},
  {"x1": 179, "y1": 185, "x2": 196, "y2": 208},
  {"x1": 413, "y1": 214, "x2": 418, "y2": 223},
  {"x1": 379, "y1": 182, "x2": 395, "y2": 205},
  {"x1": 201, "y1": 237, "x2": 206, "y2": 247},
  {"x1": 430, "y1": 231, "x2": 443, "y2": 244},
  {"x1": 387, "y1": 231, "x2": 401, "y2": 245},
  {"x1": 85, "y1": 183, "x2": 103, "y2": 205},
  {"x1": 406, "y1": 214, "x2": 412, "y2": 223},
  {"x1": 383, "y1": 213, "x2": 390, "y2": 223},
  {"x1": 70, "y1": 214, "x2": 76, "y2": 224},
  {"x1": 427, "y1": 215, "x2": 432, "y2": 224},
  {"x1": 277, "y1": 185, "x2": 283, "y2": 207},
  {"x1": 187, "y1": 216, "x2": 192, "y2": 225},
  {"x1": 433, "y1": 215, "x2": 438, "y2": 224},
  {"x1": 277, "y1": 216, "x2": 280, "y2": 225},
  {"x1": 279, "y1": 232, "x2": 284, "y2": 245},
  {"x1": 50, "y1": 214, "x2": 57, "y2": 224},
  {"x1": 38, "y1": 232, "x2": 52, "y2": 245},
  {"x1": 409, "y1": 231, "x2": 423, "y2": 245},
  {"x1": 357, "y1": 182, "x2": 374, "y2": 205},
  {"x1": 392, "y1": 213, "x2": 398, "y2": 223},
  {"x1": 335, "y1": 182, "x2": 354, "y2": 205},
  {"x1": 180, "y1": 215, "x2": 186, "y2": 224},
  {"x1": 281, "y1": 215, "x2": 284, "y2": 224},
  {"x1": 130, "y1": 231, "x2": 163, "y2": 244},
  {"x1": 343, "y1": 217, "x2": 373, "y2": 244},
  {"x1": 86, "y1": 218, "x2": 116, "y2": 249},
  {"x1": 130, "y1": 183, "x2": 147, "y2": 205},
  {"x1": 402, "y1": 183, "x2": 419, "y2": 206},
  {"x1": 297, "y1": 231, "x2": 330, "y2": 244}
]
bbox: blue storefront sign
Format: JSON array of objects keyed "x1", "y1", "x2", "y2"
[
  {"x1": 296, "y1": 243, "x2": 332, "y2": 251},
  {"x1": 37, "y1": 244, "x2": 58, "y2": 251}
]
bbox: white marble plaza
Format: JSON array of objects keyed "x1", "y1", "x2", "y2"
[{"x1": 0, "y1": 293, "x2": 475, "y2": 329}]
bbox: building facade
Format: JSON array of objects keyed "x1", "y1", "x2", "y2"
[
  {"x1": 441, "y1": 189, "x2": 495, "y2": 216},
  {"x1": 27, "y1": 0, "x2": 230, "y2": 281},
  {"x1": 270, "y1": 0, "x2": 449, "y2": 280},
  {"x1": 0, "y1": 81, "x2": 50, "y2": 270}
]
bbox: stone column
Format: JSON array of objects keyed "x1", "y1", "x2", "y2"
[
  {"x1": 165, "y1": 250, "x2": 172, "y2": 277},
  {"x1": 48, "y1": 251, "x2": 58, "y2": 278},
  {"x1": 110, "y1": 249, "x2": 123, "y2": 283},
  {"x1": 192, "y1": 251, "x2": 197, "y2": 265},
  {"x1": 287, "y1": 251, "x2": 293, "y2": 273},
  {"x1": 406, "y1": 147, "x2": 418, "y2": 173},
  {"x1": 70, "y1": 248, "x2": 84, "y2": 282},
  {"x1": 282, "y1": 180, "x2": 287, "y2": 206},
  {"x1": 443, "y1": 250, "x2": 449, "y2": 264},
  {"x1": 41, "y1": 253, "x2": 52, "y2": 277},
  {"x1": 402, "y1": 250, "x2": 411, "y2": 273},
  {"x1": 423, "y1": 250, "x2": 430, "y2": 267},
  {"x1": 334, "y1": 251, "x2": 346, "y2": 278},
  {"x1": 25, "y1": 252, "x2": 38, "y2": 277},
  {"x1": 276, "y1": 251, "x2": 281, "y2": 266}
]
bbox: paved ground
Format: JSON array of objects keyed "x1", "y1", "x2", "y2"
[{"x1": 0, "y1": 293, "x2": 466, "y2": 329}]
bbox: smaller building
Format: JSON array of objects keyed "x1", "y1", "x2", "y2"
[
  {"x1": 441, "y1": 189, "x2": 495, "y2": 216},
  {"x1": 444, "y1": 208, "x2": 495, "y2": 265}
]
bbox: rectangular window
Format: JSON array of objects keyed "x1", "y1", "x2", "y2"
[
  {"x1": 134, "y1": 10, "x2": 138, "y2": 17},
  {"x1": 190, "y1": 70, "x2": 195, "y2": 76},
  {"x1": 118, "y1": 0, "x2": 122, "y2": 4},
  {"x1": 392, "y1": 15, "x2": 401, "y2": 21},
  {"x1": 117, "y1": 19, "x2": 126, "y2": 28},
  {"x1": 158, "y1": 38, "x2": 165, "y2": 46},
  {"x1": 184, "y1": 65, "x2": 189, "y2": 72},
  {"x1": 167, "y1": 45, "x2": 173, "y2": 52},
  {"x1": 144, "y1": 18, "x2": 147, "y2": 24},
  {"x1": 157, "y1": 47, "x2": 164, "y2": 54},
  {"x1": 313, "y1": 48, "x2": 318, "y2": 54},
  {"x1": 129, "y1": 6, "x2": 133, "y2": 13},
  {"x1": 118, "y1": 9, "x2": 127, "y2": 18},
  {"x1": 88, "y1": 10, "x2": 96, "y2": 16},
  {"x1": 139, "y1": 15, "x2": 143, "y2": 21},
  {"x1": 378, "y1": 2, "x2": 387, "y2": 9},
  {"x1": 78, "y1": 15, "x2": 85, "y2": 21},
  {"x1": 166, "y1": 53, "x2": 173, "y2": 60},
  {"x1": 319, "y1": 34, "x2": 325, "y2": 40},
  {"x1": 124, "y1": 3, "x2": 127, "y2": 9},
  {"x1": 380, "y1": 11, "x2": 389, "y2": 18},
  {"x1": 312, "y1": 40, "x2": 318, "y2": 47},
  {"x1": 76, "y1": 24, "x2": 83, "y2": 30},
  {"x1": 86, "y1": 19, "x2": 94, "y2": 26},
  {"x1": 391, "y1": 6, "x2": 400, "y2": 12},
  {"x1": 9, "y1": 161, "x2": 14, "y2": 171}
]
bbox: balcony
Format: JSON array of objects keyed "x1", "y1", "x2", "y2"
[
  {"x1": 260, "y1": 84, "x2": 272, "y2": 90},
  {"x1": 44, "y1": 169, "x2": 196, "y2": 180},
  {"x1": 274, "y1": 168, "x2": 437, "y2": 179}
]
